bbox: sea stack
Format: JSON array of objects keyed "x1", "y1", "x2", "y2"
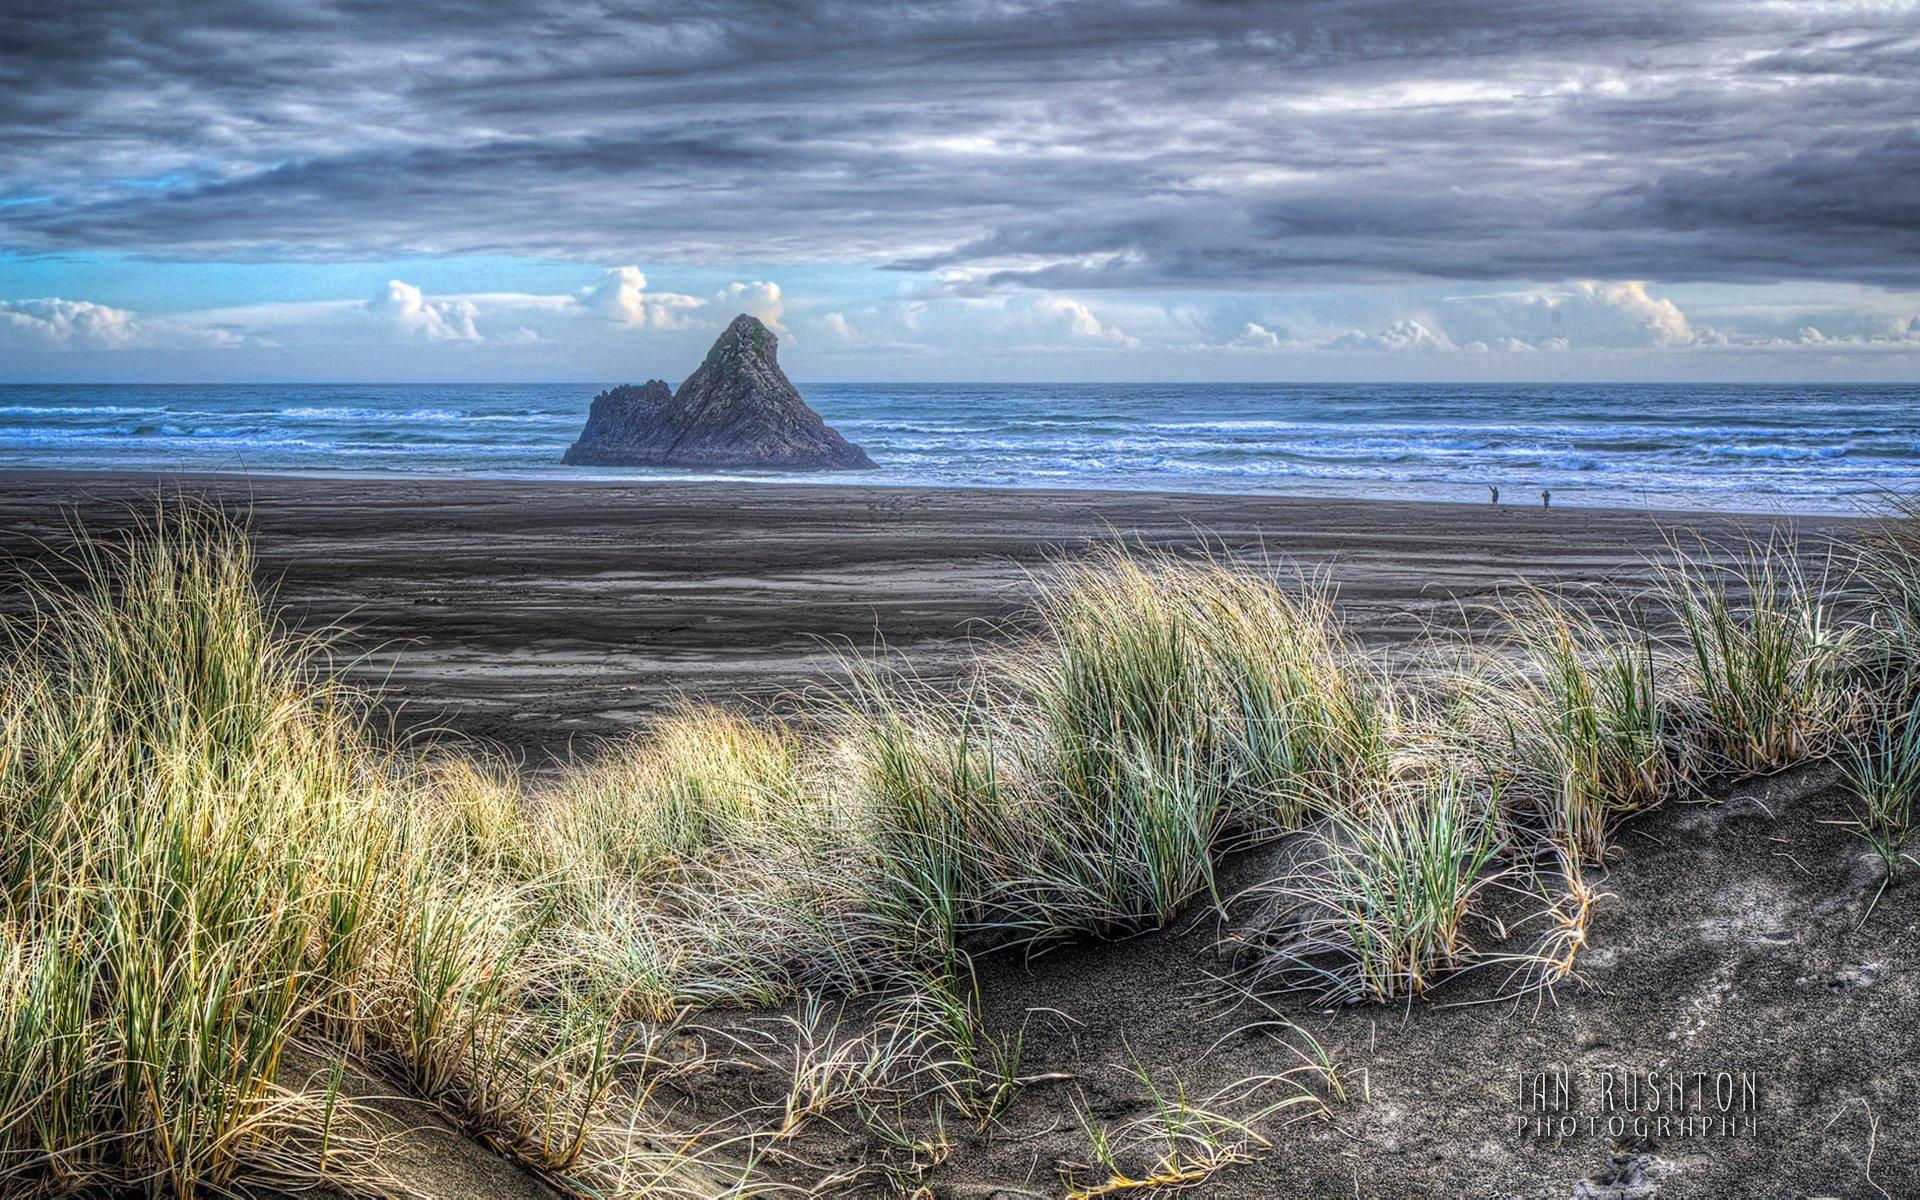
[{"x1": 562, "y1": 314, "x2": 876, "y2": 470}]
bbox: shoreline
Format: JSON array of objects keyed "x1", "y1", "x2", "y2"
[
  {"x1": 0, "y1": 469, "x2": 1863, "y2": 762},
  {"x1": 0, "y1": 464, "x2": 1885, "y2": 521}
]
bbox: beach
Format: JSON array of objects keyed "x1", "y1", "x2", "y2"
[
  {"x1": 0, "y1": 469, "x2": 1907, "y2": 1198},
  {"x1": 0, "y1": 471, "x2": 1852, "y2": 761}
]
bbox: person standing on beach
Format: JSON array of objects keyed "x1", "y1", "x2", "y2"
[
  {"x1": 1541, "y1": 489, "x2": 1551, "y2": 508},
  {"x1": 1490, "y1": 486, "x2": 1499, "y2": 504}
]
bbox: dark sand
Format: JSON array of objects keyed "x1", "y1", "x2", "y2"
[
  {"x1": 0, "y1": 471, "x2": 1855, "y2": 763},
  {"x1": 0, "y1": 471, "x2": 1902, "y2": 1199}
]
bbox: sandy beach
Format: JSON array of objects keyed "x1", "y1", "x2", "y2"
[
  {"x1": 0, "y1": 469, "x2": 1908, "y2": 1198},
  {"x1": 0, "y1": 471, "x2": 1854, "y2": 761}
]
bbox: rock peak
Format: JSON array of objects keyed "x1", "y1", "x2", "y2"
[
  {"x1": 561, "y1": 315, "x2": 875, "y2": 471},
  {"x1": 717, "y1": 312, "x2": 775, "y2": 353}
]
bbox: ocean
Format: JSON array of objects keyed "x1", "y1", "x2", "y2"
[{"x1": 1, "y1": 382, "x2": 1914, "y2": 515}]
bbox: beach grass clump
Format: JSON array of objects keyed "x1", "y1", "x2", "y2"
[
  {"x1": 839, "y1": 550, "x2": 1391, "y2": 953},
  {"x1": 1061, "y1": 1063, "x2": 1328, "y2": 1199},
  {"x1": 544, "y1": 706, "x2": 810, "y2": 885},
  {"x1": 1841, "y1": 696, "x2": 1920, "y2": 886},
  {"x1": 875, "y1": 964, "x2": 1029, "y2": 1130},
  {"x1": 1857, "y1": 492, "x2": 1920, "y2": 671},
  {"x1": 0, "y1": 508, "x2": 649, "y2": 1195},
  {"x1": 842, "y1": 677, "x2": 1010, "y2": 952},
  {"x1": 1239, "y1": 771, "x2": 1499, "y2": 1004},
  {"x1": 528, "y1": 710, "x2": 884, "y2": 1019},
  {"x1": 0, "y1": 509, "x2": 384, "y2": 1195},
  {"x1": 1019, "y1": 550, "x2": 1387, "y2": 832},
  {"x1": 1659, "y1": 540, "x2": 1855, "y2": 776},
  {"x1": 1840, "y1": 493, "x2": 1920, "y2": 893},
  {"x1": 1461, "y1": 593, "x2": 1683, "y2": 862}
]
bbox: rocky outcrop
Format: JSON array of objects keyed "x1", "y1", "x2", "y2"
[
  {"x1": 561, "y1": 380, "x2": 673, "y2": 465},
  {"x1": 561, "y1": 315, "x2": 875, "y2": 470}
]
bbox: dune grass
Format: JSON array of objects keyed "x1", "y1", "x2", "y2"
[
  {"x1": 1237, "y1": 771, "x2": 1501, "y2": 1004},
  {"x1": 846, "y1": 549, "x2": 1391, "y2": 953},
  {"x1": 1842, "y1": 694, "x2": 1920, "y2": 886},
  {"x1": 0, "y1": 509, "x2": 384, "y2": 1195},
  {"x1": 1858, "y1": 492, "x2": 1920, "y2": 669},
  {"x1": 1661, "y1": 538, "x2": 1857, "y2": 776},
  {"x1": 1457, "y1": 592, "x2": 1681, "y2": 863},
  {"x1": 0, "y1": 511, "x2": 688, "y2": 1196},
  {"x1": 1061, "y1": 1061, "x2": 1329, "y2": 1199},
  {"x1": 0, "y1": 502, "x2": 1909, "y2": 1195}
]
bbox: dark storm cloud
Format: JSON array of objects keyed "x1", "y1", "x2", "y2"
[{"x1": 3, "y1": 0, "x2": 1917, "y2": 286}]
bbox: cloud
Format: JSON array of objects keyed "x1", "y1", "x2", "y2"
[
  {"x1": 713, "y1": 281, "x2": 787, "y2": 333},
  {"x1": 1332, "y1": 319, "x2": 1453, "y2": 352},
  {"x1": 1567, "y1": 281, "x2": 1694, "y2": 346},
  {"x1": 823, "y1": 288, "x2": 1151, "y2": 355},
  {"x1": 0, "y1": 296, "x2": 254, "y2": 351},
  {"x1": 1038, "y1": 297, "x2": 1138, "y2": 348},
  {"x1": 1228, "y1": 322, "x2": 1286, "y2": 351},
  {"x1": 583, "y1": 267, "x2": 703, "y2": 328},
  {"x1": 368, "y1": 279, "x2": 480, "y2": 342},
  {"x1": 1430, "y1": 280, "x2": 1699, "y2": 350},
  {"x1": 1, "y1": 1, "x2": 1916, "y2": 292},
  {"x1": 0, "y1": 297, "x2": 145, "y2": 348},
  {"x1": 340, "y1": 270, "x2": 777, "y2": 346}
]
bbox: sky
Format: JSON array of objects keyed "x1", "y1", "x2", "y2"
[{"x1": 3, "y1": 0, "x2": 1919, "y2": 383}]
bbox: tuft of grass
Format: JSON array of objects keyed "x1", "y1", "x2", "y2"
[
  {"x1": 0, "y1": 507, "x2": 385, "y2": 1196},
  {"x1": 0, "y1": 506, "x2": 694, "y2": 1196},
  {"x1": 1060, "y1": 1062, "x2": 1327, "y2": 1199},
  {"x1": 544, "y1": 705, "x2": 809, "y2": 883},
  {"x1": 840, "y1": 550, "x2": 1391, "y2": 956},
  {"x1": 1842, "y1": 696, "x2": 1920, "y2": 889},
  {"x1": 1659, "y1": 539, "x2": 1855, "y2": 776},
  {"x1": 876, "y1": 963, "x2": 1033, "y2": 1132},
  {"x1": 846, "y1": 676, "x2": 1010, "y2": 955},
  {"x1": 1462, "y1": 592, "x2": 1684, "y2": 862},
  {"x1": 762, "y1": 994, "x2": 899, "y2": 1141},
  {"x1": 1018, "y1": 550, "x2": 1387, "y2": 834},
  {"x1": 1857, "y1": 492, "x2": 1920, "y2": 672},
  {"x1": 1240, "y1": 772, "x2": 1500, "y2": 1004}
]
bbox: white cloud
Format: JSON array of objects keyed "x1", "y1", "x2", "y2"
[
  {"x1": 1434, "y1": 280, "x2": 1698, "y2": 350},
  {"x1": 584, "y1": 266, "x2": 703, "y2": 328},
  {"x1": 1574, "y1": 280, "x2": 1695, "y2": 345},
  {"x1": 1038, "y1": 296, "x2": 1139, "y2": 347},
  {"x1": 0, "y1": 297, "x2": 146, "y2": 348},
  {"x1": 714, "y1": 281, "x2": 787, "y2": 332},
  {"x1": 1332, "y1": 318, "x2": 1453, "y2": 352},
  {"x1": 0, "y1": 297, "x2": 257, "y2": 351},
  {"x1": 819, "y1": 289, "x2": 1148, "y2": 355},
  {"x1": 1228, "y1": 321, "x2": 1286, "y2": 350},
  {"x1": 368, "y1": 279, "x2": 481, "y2": 342}
]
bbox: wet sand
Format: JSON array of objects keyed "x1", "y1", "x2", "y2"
[{"x1": 0, "y1": 471, "x2": 1857, "y2": 763}]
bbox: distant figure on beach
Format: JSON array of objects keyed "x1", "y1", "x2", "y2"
[
  {"x1": 1489, "y1": 486, "x2": 1499, "y2": 505},
  {"x1": 1541, "y1": 489, "x2": 1551, "y2": 508}
]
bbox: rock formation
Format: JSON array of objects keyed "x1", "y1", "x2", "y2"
[
  {"x1": 562, "y1": 315, "x2": 876, "y2": 470},
  {"x1": 561, "y1": 380, "x2": 673, "y2": 465}
]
